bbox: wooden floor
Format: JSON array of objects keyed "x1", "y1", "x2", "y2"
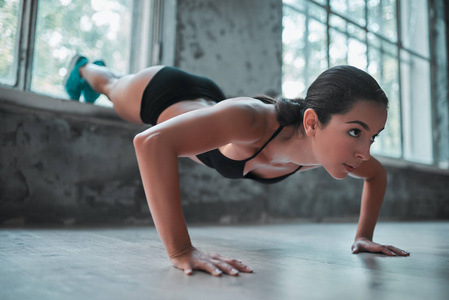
[{"x1": 1, "y1": 221, "x2": 448, "y2": 300}]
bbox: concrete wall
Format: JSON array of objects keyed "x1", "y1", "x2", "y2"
[
  {"x1": 0, "y1": 105, "x2": 146, "y2": 226},
  {"x1": 174, "y1": 0, "x2": 282, "y2": 97},
  {"x1": 0, "y1": 0, "x2": 448, "y2": 226},
  {"x1": 432, "y1": 0, "x2": 449, "y2": 168}
]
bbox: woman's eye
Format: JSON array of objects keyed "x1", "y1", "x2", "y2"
[{"x1": 348, "y1": 129, "x2": 361, "y2": 137}]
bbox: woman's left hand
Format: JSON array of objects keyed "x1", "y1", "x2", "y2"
[{"x1": 351, "y1": 237, "x2": 410, "y2": 256}]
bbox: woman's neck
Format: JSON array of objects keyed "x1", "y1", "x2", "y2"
[{"x1": 272, "y1": 126, "x2": 320, "y2": 166}]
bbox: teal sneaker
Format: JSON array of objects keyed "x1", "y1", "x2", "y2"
[
  {"x1": 64, "y1": 54, "x2": 88, "y2": 101},
  {"x1": 83, "y1": 59, "x2": 106, "y2": 103}
]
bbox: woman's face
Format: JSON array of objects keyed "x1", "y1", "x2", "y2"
[{"x1": 312, "y1": 100, "x2": 387, "y2": 179}]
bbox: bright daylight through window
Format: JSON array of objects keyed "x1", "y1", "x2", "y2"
[
  {"x1": 282, "y1": 0, "x2": 433, "y2": 164},
  {"x1": 0, "y1": 0, "x2": 21, "y2": 86},
  {"x1": 34, "y1": 0, "x2": 133, "y2": 106},
  {"x1": 0, "y1": 0, "x2": 135, "y2": 106}
]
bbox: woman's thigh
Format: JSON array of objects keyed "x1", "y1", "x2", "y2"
[{"x1": 108, "y1": 66, "x2": 165, "y2": 124}]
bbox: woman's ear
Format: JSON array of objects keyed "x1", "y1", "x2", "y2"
[{"x1": 303, "y1": 108, "x2": 319, "y2": 137}]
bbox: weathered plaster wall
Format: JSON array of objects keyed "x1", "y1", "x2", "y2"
[
  {"x1": 432, "y1": 0, "x2": 449, "y2": 168},
  {"x1": 0, "y1": 106, "x2": 147, "y2": 225},
  {"x1": 175, "y1": 0, "x2": 282, "y2": 97},
  {"x1": 0, "y1": 0, "x2": 448, "y2": 226}
]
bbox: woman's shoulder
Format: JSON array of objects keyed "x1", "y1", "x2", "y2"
[
  {"x1": 215, "y1": 96, "x2": 274, "y2": 117},
  {"x1": 145, "y1": 97, "x2": 276, "y2": 155},
  {"x1": 214, "y1": 97, "x2": 275, "y2": 127}
]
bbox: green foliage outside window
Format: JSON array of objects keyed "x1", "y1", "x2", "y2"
[
  {"x1": 32, "y1": 0, "x2": 133, "y2": 101},
  {"x1": 0, "y1": 0, "x2": 20, "y2": 85}
]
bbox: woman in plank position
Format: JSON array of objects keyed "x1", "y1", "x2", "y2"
[{"x1": 65, "y1": 55, "x2": 410, "y2": 276}]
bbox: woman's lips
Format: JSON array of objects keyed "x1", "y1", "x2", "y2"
[{"x1": 344, "y1": 164, "x2": 355, "y2": 172}]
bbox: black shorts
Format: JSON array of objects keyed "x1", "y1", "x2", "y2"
[{"x1": 140, "y1": 66, "x2": 226, "y2": 124}]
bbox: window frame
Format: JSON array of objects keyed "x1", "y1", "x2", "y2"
[
  {"x1": 0, "y1": 0, "x2": 169, "y2": 124},
  {"x1": 282, "y1": 0, "x2": 447, "y2": 170}
]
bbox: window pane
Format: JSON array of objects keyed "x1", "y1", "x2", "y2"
[
  {"x1": 382, "y1": 54, "x2": 401, "y2": 155},
  {"x1": 347, "y1": 38, "x2": 367, "y2": 70},
  {"x1": 329, "y1": 13, "x2": 346, "y2": 32},
  {"x1": 329, "y1": 16, "x2": 367, "y2": 69},
  {"x1": 307, "y1": 18, "x2": 327, "y2": 83},
  {"x1": 330, "y1": 0, "x2": 366, "y2": 26},
  {"x1": 308, "y1": 0, "x2": 327, "y2": 23},
  {"x1": 369, "y1": 44, "x2": 401, "y2": 157},
  {"x1": 347, "y1": 25, "x2": 367, "y2": 70},
  {"x1": 283, "y1": 0, "x2": 306, "y2": 12},
  {"x1": 329, "y1": 28, "x2": 347, "y2": 66},
  {"x1": 283, "y1": 5, "x2": 307, "y2": 98},
  {"x1": 283, "y1": 0, "x2": 327, "y2": 11},
  {"x1": 283, "y1": 0, "x2": 434, "y2": 164},
  {"x1": 367, "y1": 0, "x2": 397, "y2": 42},
  {"x1": 401, "y1": 51, "x2": 433, "y2": 164},
  {"x1": 400, "y1": 0, "x2": 429, "y2": 58},
  {"x1": 282, "y1": 2, "x2": 327, "y2": 98},
  {"x1": 367, "y1": 32, "x2": 402, "y2": 157},
  {"x1": 31, "y1": 0, "x2": 133, "y2": 104},
  {"x1": 0, "y1": 0, "x2": 21, "y2": 86}
]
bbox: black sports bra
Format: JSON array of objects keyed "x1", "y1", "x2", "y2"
[{"x1": 196, "y1": 126, "x2": 302, "y2": 184}]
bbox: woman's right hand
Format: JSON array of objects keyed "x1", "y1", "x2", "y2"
[{"x1": 169, "y1": 245, "x2": 254, "y2": 276}]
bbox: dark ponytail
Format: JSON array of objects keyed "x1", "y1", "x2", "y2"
[
  {"x1": 274, "y1": 97, "x2": 306, "y2": 128},
  {"x1": 253, "y1": 95, "x2": 306, "y2": 128}
]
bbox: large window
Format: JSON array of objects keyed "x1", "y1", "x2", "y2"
[
  {"x1": 282, "y1": 0, "x2": 433, "y2": 164},
  {"x1": 0, "y1": 0, "x2": 159, "y2": 106}
]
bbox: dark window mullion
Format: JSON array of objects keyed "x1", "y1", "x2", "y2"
[
  {"x1": 428, "y1": 0, "x2": 438, "y2": 166},
  {"x1": 24, "y1": 0, "x2": 38, "y2": 92},
  {"x1": 15, "y1": 0, "x2": 29, "y2": 90},
  {"x1": 396, "y1": 0, "x2": 405, "y2": 159},
  {"x1": 16, "y1": 0, "x2": 38, "y2": 92}
]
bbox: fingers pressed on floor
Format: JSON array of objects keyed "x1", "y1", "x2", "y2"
[
  {"x1": 381, "y1": 247, "x2": 396, "y2": 256},
  {"x1": 211, "y1": 260, "x2": 237, "y2": 276},
  {"x1": 389, "y1": 246, "x2": 410, "y2": 256},
  {"x1": 200, "y1": 261, "x2": 222, "y2": 276},
  {"x1": 237, "y1": 263, "x2": 253, "y2": 273},
  {"x1": 223, "y1": 259, "x2": 252, "y2": 273}
]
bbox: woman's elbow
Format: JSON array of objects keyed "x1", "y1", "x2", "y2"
[{"x1": 133, "y1": 129, "x2": 162, "y2": 152}]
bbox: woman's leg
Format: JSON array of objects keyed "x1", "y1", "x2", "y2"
[
  {"x1": 78, "y1": 63, "x2": 119, "y2": 97},
  {"x1": 79, "y1": 64, "x2": 164, "y2": 124}
]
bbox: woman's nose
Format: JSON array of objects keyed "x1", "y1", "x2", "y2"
[{"x1": 356, "y1": 143, "x2": 371, "y2": 161}]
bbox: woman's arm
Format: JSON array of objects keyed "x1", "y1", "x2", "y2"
[
  {"x1": 348, "y1": 157, "x2": 410, "y2": 256},
  {"x1": 133, "y1": 99, "x2": 264, "y2": 275}
]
